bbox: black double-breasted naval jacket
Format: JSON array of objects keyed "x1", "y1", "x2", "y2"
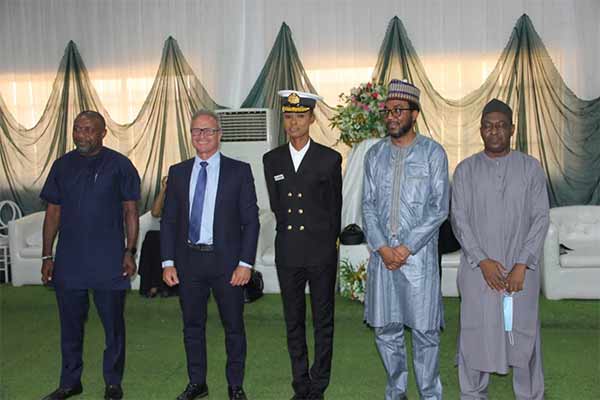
[{"x1": 263, "y1": 140, "x2": 342, "y2": 268}]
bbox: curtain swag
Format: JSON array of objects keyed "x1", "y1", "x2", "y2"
[{"x1": 1, "y1": 15, "x2": 598, "y2": 214}]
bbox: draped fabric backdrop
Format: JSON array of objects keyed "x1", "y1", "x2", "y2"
[
  {"x1": 1, "y1": 39, "x2": 222, "y2": 213},
  {"x1": 372, "y1": 16, "x2": 600, "y2": 206},
  {"x1": 1, "y1": 0, "x2": 599, "y2": 214}
]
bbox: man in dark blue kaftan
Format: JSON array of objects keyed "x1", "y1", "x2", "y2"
[{"x1": 39, "y1": 111, "x2": 140, "y2": 400}]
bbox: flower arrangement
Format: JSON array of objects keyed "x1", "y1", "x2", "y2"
[
  {"x1": 329, "y1": 81, "x2": 388, "y2": 147},
  {"x1": 339, "y1": 259, "x2": 367, "y2": 303}
]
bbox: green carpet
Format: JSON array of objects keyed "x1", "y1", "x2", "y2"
[{"x1": 1, "y1": 286, "x2": 598, "y2": 399}]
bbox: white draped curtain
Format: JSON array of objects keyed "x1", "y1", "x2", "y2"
[{"x1": 2, "y1": 0, "x2": 598, "y2": 129}]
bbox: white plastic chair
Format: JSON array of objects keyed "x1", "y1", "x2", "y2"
[{"x1": 0, "y1": 200, "x2": 23, "y2": 283}]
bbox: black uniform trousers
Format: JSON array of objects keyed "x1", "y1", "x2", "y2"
[
  {"x1": 276, "y1": 263, "x2": 337, "y2": 396},
  {"x1": 55, "y1": 288, "x2": 126, "y2": 387},
  {"x1": 178, "y1": 249, "x2": 246, "y2": 387}
]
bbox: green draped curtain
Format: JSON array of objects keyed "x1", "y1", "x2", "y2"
[
  {"x1": 0, "y1": 37, "x2": 222, "y2": 214},
  {"x1": 1, "y1": 15, "x2": 598, "y2": 214},
  {"x1": 372, "y1": 15, "x2": 600, "y2": 206},
  {"x1": 241, "y1": 23, "x2": 339, "y2": 149}
]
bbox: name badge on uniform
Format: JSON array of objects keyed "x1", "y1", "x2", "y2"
[{"x1": 274, "y1": 174, "x2": 285, "y2": 181}]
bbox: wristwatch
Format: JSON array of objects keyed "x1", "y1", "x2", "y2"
[{"x1": 125, "y1": 247, "x2": 137, "y2": 256}]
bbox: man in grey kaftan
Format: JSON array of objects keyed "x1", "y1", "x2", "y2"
[
  {"x1": 362, "y1": 79, "x2": 449, "y2": 400},
  {"x1": 451, "y1": 99, "x2": 549, "y2": 400}
]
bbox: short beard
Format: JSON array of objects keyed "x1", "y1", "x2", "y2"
[
  {"x1": 388, "y1": 118, "x2": 414, "y2": 139},
  {"x1": 75, "y1": 143, "x2": 101, "y2": 155},
  {"x1": 75, "y1": 144, "x2": 91, "y2": 154}
]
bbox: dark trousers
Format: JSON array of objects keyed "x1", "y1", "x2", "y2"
[
  {"x1": 178, "y1": 251, "x2": 246, "y2": 386},
  {"x1": 276, "y1": 264, "x2": 337, "y2": 396},
  {"x1": 55, "y1": 288, "x2": 126, "y2": 387}
]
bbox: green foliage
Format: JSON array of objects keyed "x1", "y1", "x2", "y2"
[
  {"x1": 339, "y1": 259, "x2": 367, "y2": 302},
  {"x1": 329, "y1": 81, "x2": 388, "y2": 147}
]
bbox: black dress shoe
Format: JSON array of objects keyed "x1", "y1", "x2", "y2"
[
  {"x1": 104, "y1": 384, "x2": 123, "y2": 399},
  {"x1": 307, "y1": 393, "x2": 324, "y2": 400},
  {"x1": 176, "y1": 383, "x2": 208, "y2": 400},
  {"x1": 290, "y1": 395, "x2": 307, "y2": 400},
  {"x1": 41, "y1": 384, "x2": 83, "y2": 400},
  {"x1": 228, "y1": 386, "x2": 248, "y2": 400}
]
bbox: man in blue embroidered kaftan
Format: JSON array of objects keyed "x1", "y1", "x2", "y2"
[{"x1": 362, "y1": 79, "x2": 449, "y2": 400}]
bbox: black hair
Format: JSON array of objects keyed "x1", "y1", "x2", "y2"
[{"x1": 76, "y1": 110, "x2": 106, "y2": 130}]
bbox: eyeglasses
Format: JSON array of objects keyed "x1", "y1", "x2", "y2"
[
  {"x1": 190, "y1": 128, "x2": 221, "y2": 137},
  {"x1": 378, "y1": 107, "x2": 414, "y2": 118},
  {"x1": 481, "y1": 121, "x2": 511, "y2": 132}
]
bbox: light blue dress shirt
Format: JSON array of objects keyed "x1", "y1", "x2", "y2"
[
  {"x1": 189, "y1": 151, "x2": 220, "y2": 245},
  {"x1": 162, "y1": 151, "x2": 251, "y2": 269}
]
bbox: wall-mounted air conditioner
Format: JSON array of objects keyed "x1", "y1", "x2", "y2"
[{"x1": 216, "y1": 108, "x2": 278, "y2": 210}]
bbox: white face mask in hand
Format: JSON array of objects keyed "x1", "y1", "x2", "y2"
[{"x1": 503, "y1": 293, "x2": 514, "y2": 345}]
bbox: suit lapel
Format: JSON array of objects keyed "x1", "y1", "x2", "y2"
[
  {"x1": 213, "y1": 154, "x2": 227, "y2": 232},
  {"x1": 282, "y1": 144, "x2": 297, "y2": 177},
  {"x1": 183, "y1": 158, "x2": 195, "y2": 219},
  {"x1": 296, "y1": 139, "x2": 315, "y2": 175}
]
